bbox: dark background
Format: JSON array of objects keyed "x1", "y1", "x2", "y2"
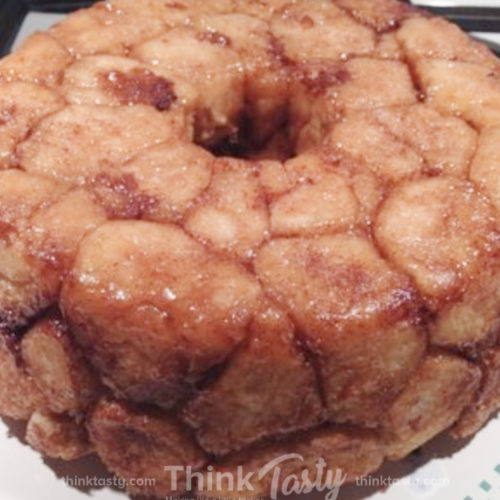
[{"x1": 0, "y1": 0, "x2": 95, "y2": 56}]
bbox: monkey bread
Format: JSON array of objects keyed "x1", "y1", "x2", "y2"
[{"x1": 0, "y1": 0, "x2": 499, "y2": 498}]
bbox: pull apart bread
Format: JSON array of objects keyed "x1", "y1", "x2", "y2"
[{"x1": 0, "y1": 0, "x2": 499, "y2": 498}]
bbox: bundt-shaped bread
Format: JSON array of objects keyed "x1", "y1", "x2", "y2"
[{"x1": 0, "y1": 0, "x2": 499, "y2": 498}]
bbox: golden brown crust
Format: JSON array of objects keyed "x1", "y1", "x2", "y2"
[
  {"x1": 0, "y1": 82, "x2": 65, "y2": 169},
  {"x1": 182, "y1": 303, "x2": 324, "y2": 455},
  {"x1": 0, "y1": 333, "x2": 48, "y2": 420},
  {"x1": 452, "y1": 345, "x2": 500, "y2": 438},
  {"x1": 17, "y1": 105, "x2": 189, "y2": 186},
  {"x1": 0, "y1": 172, "x2": 106, "y2": 326},
  {"x1": 87, "y1": 398, "x2": 207, "y2": 497},
  {"x1": 21, "y1": 314, "x2": 100, "y2": 414},
  {"x1": 61, "y1": 221, "x2": 261, "y2": 409},
  {"x1": 375, "y1": 177, "x2": 500, "y2": 350},
  {"x1": 336, "y1": 0, "x2": 419, "y2": 32},
  {"x1": 26, "y1": 411, "x2": 93, "y2": 460},
  {"x1": 255, "y1": 234, "x2": 426, "y2": 427},
  {"x1": 383, "y1": 354, "x2": 481, "y2": 459},
  {"x1": 397, "y1": 16, "x2": 500, "y2": 67},
  {"x1": 198, "y1": 426, "x2": 384, "y2": 499},
  {"x1": 0, "y1": 33, "x2": 72, "y2": 86}
]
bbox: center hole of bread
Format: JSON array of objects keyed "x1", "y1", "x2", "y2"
[{"x1": 195, "y1": 106, "x2": 296, "y2": 162}]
